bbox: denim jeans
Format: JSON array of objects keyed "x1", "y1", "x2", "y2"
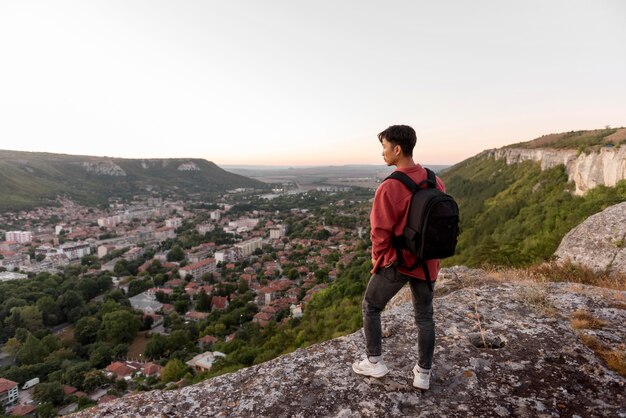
[{"x1": 362, "y1": 265, "x2": 435, "y2": 369}]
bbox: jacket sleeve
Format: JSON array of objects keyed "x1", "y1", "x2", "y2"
[{"x1": 370, "y1": 183, "x2": 400, "y2": 267}]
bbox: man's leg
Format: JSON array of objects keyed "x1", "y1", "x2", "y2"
[
  {"x1": 408, "y1": 278, "x2": 435, "y2": 368},
  {"x1": 362, "y1": 266, "x2": 408, "y2": 359},
  {"x1": 408, "y1": 278, "x2": 435, "y2": 389}
]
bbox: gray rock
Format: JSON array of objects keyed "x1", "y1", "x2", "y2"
[
  {"x1": 71, "y1": 274, "x2": 626, "y2": 418},
  {"x1": 555, "y1": 201, "x2": 626, "y2": 274}
]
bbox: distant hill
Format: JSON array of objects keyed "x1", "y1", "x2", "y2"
[
  {"x1": 0, "y1": 150, "x2": 265, "y2": 211},
  {"x1": 507, "y1": 127, "x2": 626, "y2": 151}
]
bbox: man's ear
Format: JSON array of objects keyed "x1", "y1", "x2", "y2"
[{"x1": 393, "y1": 144, "x2": 402, "y2": 156}]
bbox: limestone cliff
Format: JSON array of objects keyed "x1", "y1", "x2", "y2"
[
  {"x1": 489, "y1": 145, "x2": 626, "y2": 195},
  {"x1": 555, "y1": 201, "x2": 626, "y2": 274},
  {"x1": 71, "y1": 267, "x2": 625, "y2": 417}
]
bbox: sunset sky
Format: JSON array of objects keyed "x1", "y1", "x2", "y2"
[{"x1": 1, "y1": 1, "x2": 625, "y2": 166}]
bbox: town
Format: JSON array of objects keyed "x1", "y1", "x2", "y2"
[{"x1": 0, "y1": 186, "x2": 374, "y2": 416}]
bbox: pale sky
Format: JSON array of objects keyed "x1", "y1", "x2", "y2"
[{"x1": 1, "y1": 1, "x2": 625, "y2": 166}]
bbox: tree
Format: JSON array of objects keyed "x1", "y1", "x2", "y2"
[
  {"x1": 75, "y1": 317, "x2": 101, "y2": 345},
  {"x1": 16, "y1": 334, "x2": 48, "y2": 365},
  {"x1": 82, "y1": 370, "x2": 108, "y2": 393},
  {"x1": 167, "y1": 245, "x2": 185, "y2": 262},
  {"x1": 145, "y1": 334, "x2": 168, "y2": 360},
  {"x1": 58, "y1": 290, "x2": 85, "y2": 320},
  {"x1": 98, "y1": 310, "x2": 141, "y2": 345},
  {"x1": 37, "y1": 296, "x2": 61, "y2": 326},
  {"x1": 89, "y1": 342, "x2": 113, "y2": 368},
  {"x1": 161, "y1": 358, "x2": 189, "y2": 383},
  {"x1": 196, "y1": 289, "x2": 211, "y2": 312},
  {"x1": 33, "y1": 382, "x2": 65, "y2": 405},
  {"x1": 7, "y1": 305, "x2": 44, "y2": 333}
]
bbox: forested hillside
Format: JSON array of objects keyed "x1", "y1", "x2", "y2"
[
  {"x1": 0, "y1": 150, "x2": 264, "y2": 210},
  {"x1": 441, "y1": 154, "x2": 626, "y2": 267}
]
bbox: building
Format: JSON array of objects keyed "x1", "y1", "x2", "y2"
[
  {"x1": 178, "y1": 258, "x2": 216, "y2": 280},
  {"x1": 105, "y1": 362, "x2": 137, "y2": 381},
  {"x1": 209, "y1": 210, "x2": 221, "y2": 221},
  {"x1": 58, "y1": 241, "x2": 91, "y2": 260},
  {"x1": 0, "y1": 378, "x2": 18, "y2": 408},
  {"x1": 0, "y1": 272, "x2": 28, "y2": 283},
  {"x1": 269, "y1": 225, "x2": 287, "y2": 240},
  {"x1": 196, "y1": 224, "x2": 215, "y2": 235},
  {"x1": 5, "y1": 231, "x2": 32, "y2": 244},
  {"x1": 165, "y1": 218, "x2": 183, "y2": 229},
  {"x1": 185, "y1": 351, "x2": 226, "y2": 373},
  {"x1": 211, "y1": 296, "x2": 229, "y2": 311},
  {"x1": 129, "y1": 292, "x2": 163, "y2": 314},
  {"x1": 234, "y1": 237, "x2": 263, "y2": 258},
  {"x1": 0, "y1": 254, "x2": 30, "y2": 271}
]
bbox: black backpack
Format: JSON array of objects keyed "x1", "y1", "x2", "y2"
[{"x1": 384, "y1": 168, "x2": 460, "y2": 291}]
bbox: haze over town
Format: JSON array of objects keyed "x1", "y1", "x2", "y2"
[{"x1": 1, "y1": 1, "x2": 625, "y2": 166}]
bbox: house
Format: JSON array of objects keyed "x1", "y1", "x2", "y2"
[
  {"x1": 141, "y1": 363, "x2": 163, "y2": 378},
  {"x1": 197, "y1": 335, "x2": 218, "y2": 349},
  {"x1": 62, "y1": 385, "x2": 78, "y2": 396},
  {"x1": 105, "y1": 362, "x2": 135, "y2": 380},
  {"x1": 129, "y1": 292, "x2": 163, "y2": 315},
  {"x1": 185, "y1": 310, "x2": 209, "y2": 322},
  {"x1": 185, "y1": 351, "x2": 226, "y2": 373},
  {"x1": 211, "y1": 296, "x2": 229, "y2": 311},
  {"x1": 9, "y1": 404, "x2": 35, "y2": 416},
  {"x1": 0, "y1": 378, "x2": 18, "y2": 408},
  {"x1": 253, "y1": 311, "x2": 274, "y2": 327}
]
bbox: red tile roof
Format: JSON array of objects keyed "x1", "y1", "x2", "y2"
[
  {"x1": 0, "y1": 377, "x2": 17, "y2": 392},
  {"x1": 9, "y1": 404, "x2": 36, "y2": 416}
]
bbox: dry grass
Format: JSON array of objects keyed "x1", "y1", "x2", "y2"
[
  {"x1": 578, "y1": 333, "x2": 626, "y2": 378},
  {"x1": 520, "y1": 261, "x2": 626, "y2": 291},
  {"x1": 515, "y1": 282, "x2": 557, "y2": 315},
  {"x1": 570, "y1": 310, "x2": 607, "y2": 330}
]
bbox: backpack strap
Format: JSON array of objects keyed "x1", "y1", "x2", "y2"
[
  {"x1": 424, "y1": 168, "x2": 437, "y2": 189},
  {"x1": 384, "y1": 171, "x2": 419, "y2": 193}
]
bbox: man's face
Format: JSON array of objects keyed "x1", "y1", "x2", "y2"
[{"x1": 381, "y1": 138, "x2": 400, "y2": 166}]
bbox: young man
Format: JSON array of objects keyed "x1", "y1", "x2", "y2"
[{"x1": 352, "y1": 125, "x2": 445, "y2": 390}]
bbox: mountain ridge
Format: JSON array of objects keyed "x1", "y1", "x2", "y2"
[{"x1": 0, "y1": 150, "x2": 266, "y2": 211}]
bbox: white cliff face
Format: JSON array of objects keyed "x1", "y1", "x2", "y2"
[
  {"x1": 82, "y1": 161, "x2": 126, "y2": 176},
  {"x1": 490, "y1": 146, "x2": 626, "y2": 195}
]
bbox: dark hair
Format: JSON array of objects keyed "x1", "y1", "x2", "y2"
[{"x1": 378, "y1": 125, "x2": 416, "y2": 156}]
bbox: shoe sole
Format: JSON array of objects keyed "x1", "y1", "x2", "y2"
[{"x1": 352, "y1": 364, "x2": 389, "y2": 378}]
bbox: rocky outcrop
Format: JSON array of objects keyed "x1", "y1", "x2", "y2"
[
  {"x1": 81, "y1": 161, "x2": 127, "y2": 176},
  {"x1": 177, "y1": 162, "x2": 200, "y2": 171},
  {"x1": 490, "y1": 146, "x2": 626, "y2": 195},
  {"x1": 555, "y1": 201, "x2": 626, "y2": 274},
  {"x1": 71, "y1": 268, "x2": 625, "y2": 418}
]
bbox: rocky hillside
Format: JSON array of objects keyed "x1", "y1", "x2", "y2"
[
  {"x1": 0, "y1": 150, "x2": 265, "y2": 210},
  {"x1": 490, "y1": 127, "x2": 626, "y2": 195},
  {"x1": 556, "y1": 201, "x2": 626, "y2": 274},
  {"x1": 71, "y1": 267, "x2": 626, "y2": 417}
]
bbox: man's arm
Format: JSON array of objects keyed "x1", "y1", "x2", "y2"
[{"x1": 370, "y1": 184, "x2": 399, "y2": 269}]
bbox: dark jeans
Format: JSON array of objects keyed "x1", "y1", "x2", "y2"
[{"x1": 362, "y1": 266, "x2": 435, "y2": 370}]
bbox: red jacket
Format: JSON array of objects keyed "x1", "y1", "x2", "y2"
[{"x1": 370, "y1": 164, "x2": 446, "y2": 280}]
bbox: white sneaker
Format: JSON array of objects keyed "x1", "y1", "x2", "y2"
[
  {"x1": 352, "y1": 357, "x2": 389, "y2": 378},
  {"x1": 413, "y1": 365, "x2": 431, "y2": 390}
]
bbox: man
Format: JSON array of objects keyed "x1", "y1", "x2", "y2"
[{"x1": 352, "y1": 125, "x2": 445, "y2": 390}]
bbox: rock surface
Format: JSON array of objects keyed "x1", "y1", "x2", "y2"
[
  {"x1": 490, "y1": 146, "x2": 626, "y2": 195},
  {"x1": 555, "y1": 201, "x2": 626, "y2": 274},
  {"x1": 71, "y1": 268, "x2": 626, "y2": 418}
]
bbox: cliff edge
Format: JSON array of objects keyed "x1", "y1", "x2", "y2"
[{"x1": 72, "y1": 268, "x2": 626, "y2": 417}]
